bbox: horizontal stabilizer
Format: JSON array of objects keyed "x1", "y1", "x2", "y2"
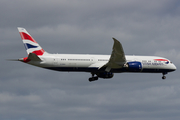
[{"x1": 27, "y1": 53, "x2": 42, "y2": 61}]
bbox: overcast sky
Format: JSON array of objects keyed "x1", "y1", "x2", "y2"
[{"x1": 1, "y1": 0, "x2": 180, "y2": 120}]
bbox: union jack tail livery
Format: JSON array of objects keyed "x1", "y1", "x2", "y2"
[{"x1": 18, "y1": 27, "x2": 46, "y2": 56}]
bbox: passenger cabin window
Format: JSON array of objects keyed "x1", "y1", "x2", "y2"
[
  {"x1": 68, "y1": 59, "x2": 90, "y2": 61},
  {"x1": 98, "y1": 59, "x2": 108, "y2": 61},
  {"x1": 61, "y1": 59, "x2": 66, "y2": 61}
]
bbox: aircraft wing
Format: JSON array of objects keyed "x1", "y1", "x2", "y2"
[{"x1": 100, "y1": 38, "x2": 126, "y2": 72}]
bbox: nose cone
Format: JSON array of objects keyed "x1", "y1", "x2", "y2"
[{"x1": 171, "y1": 64, "x2": 177, "y2": 71}]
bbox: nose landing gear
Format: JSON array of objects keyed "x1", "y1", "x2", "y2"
[
  {"x1": 162, "y1": 72, "x2": 168, "y2": 80},
  {"x1": 162, "y1": 76, "x2": 166, "y2": 79}
]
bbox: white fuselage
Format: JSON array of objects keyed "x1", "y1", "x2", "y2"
[{"x1": 26, "y1": 53, "x2": 176, "y2": 73}]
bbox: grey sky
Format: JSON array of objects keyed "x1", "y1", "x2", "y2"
[{"x1": 1, "y1": 0, "x2": 180, "y2": 120}]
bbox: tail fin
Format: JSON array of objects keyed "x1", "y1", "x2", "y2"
[{"x1": 18, "y1": 27, "x2": 45, "y2": 56}]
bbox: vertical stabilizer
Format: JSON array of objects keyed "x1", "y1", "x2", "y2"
[{"x1": 18, "y1": 27, "x2": 46, "y2": 56}]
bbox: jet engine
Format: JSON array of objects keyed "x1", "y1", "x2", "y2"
[{"x1": 127, "y1": 61, "x2": 142, "y2": 72}]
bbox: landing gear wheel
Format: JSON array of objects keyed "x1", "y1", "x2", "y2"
[
  {"x1": 162, "y1": 72, "x2": 167, "y2": 80},
  {"x1": 89, "y1": 77, "x2": 98, "y2": 82},
  {"x1": 89, "y1": 77, "x2": 93, "y2": 82},
  {"x1": 162, "y1": 76, "x2": 166, "y2": 80},
  {"x1": 89, "y1": 73, "x2": 98, "y2": 82}
]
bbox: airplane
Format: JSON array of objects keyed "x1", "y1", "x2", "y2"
[{"x1": 14, "y1": 27, "x2": 176, "y2": 82}]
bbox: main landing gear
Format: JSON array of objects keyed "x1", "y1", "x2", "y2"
[
  {"x1": 89, "y1": 73, "x2": 98, "y2": 82},
  {"x1": 162, "y1": 72, "x2": 167, "y2": 80}
]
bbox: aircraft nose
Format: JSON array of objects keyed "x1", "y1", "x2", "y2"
[{"x1": 171, "y1": 64, "x2": 177, "y2": 71}]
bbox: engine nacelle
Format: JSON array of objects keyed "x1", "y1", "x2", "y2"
[
  {"x1": 97, "y1": 72, "x2": 114, "y2": 79},
  {"x1": 127, "y1": 61, "x2": 142, "y2": 72}
]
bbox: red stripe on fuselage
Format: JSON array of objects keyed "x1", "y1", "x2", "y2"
[
  {"x1": 19, "y1": 32, "x2": 37, "y2": 43},
  {"x1": 154, "y1": 59, "x2": 168, "y2": 61}
]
